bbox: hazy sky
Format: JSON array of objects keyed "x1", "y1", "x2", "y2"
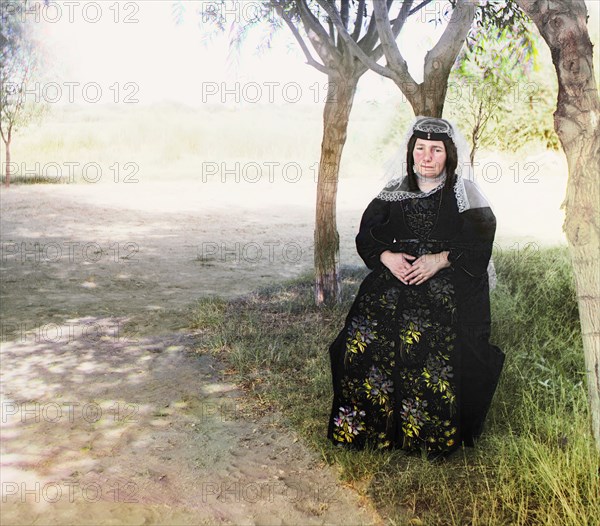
[{"x1": 33, "y1": 0, "x2": 600, "y2": 107}]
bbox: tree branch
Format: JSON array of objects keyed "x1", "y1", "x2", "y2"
[
  {"x1": 357, "y1": 0, "x2": 393, "y2": 53},
  {"x1": 351, "y1": 0, "x2": 366, "y2": 41},
  {"x1": 373, "y1": 0, "x2": 422, "y2": 63},
  {"x1": 371, "y1": 0, "x2": 421, "y2": 96},
  {"x1": 297, "y1": 0, "x2": 336, "y2": 48},
  {"x1": 372, "y1": 0, "x2": 412, "y2": 76},
  {"x1": 296, "y1": 0, "x2": 342, "y2": 66},
  {"x1": 357, "y1": 0, "x2": 435, "y2": 52},
  {"x1": 424, "y1": 0, "x2": 476, "y2": 83},
  {"x1": 338, "y1": 0, "x2": 350, "y2": 52},
  {"x1": 409, "y1": 0, "x2": 435, "y2": 17},
  {"x1": 315, "y1": 0, "x2": 397, "y2": 79},
  {"x1": 328, "y1": 17, "x2": 335, "y2": 45},
  {"x1": 341, "y1": 0, "x2": 349, "y2": 30},
  {"x1": 272, "y1": 1, "x2": 333, "y2": 74}
]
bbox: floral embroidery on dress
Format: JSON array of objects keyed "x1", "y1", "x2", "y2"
[
  {"x1": 330, "y1": 187, "x2": 460, "y2": 454},
  {"x1": 363, "y1": 365, "x2": 394, "y2": 406},
  {"x1": 333, "y1": 405, "x2": 366, "y2": 443},
  {"x1": 346, "y1": 315, "x2": 377, "y2": 356},
  {"x1": 404, "y1": 188, "x2": 442, "y2": 238}
]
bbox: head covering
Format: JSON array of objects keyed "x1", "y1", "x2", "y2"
[
  {"x1": 412, "y1": 116, "x2": 455, "y2": 141},
  {"x1": 376, "y1": 115, "x2": 492, "y2": 214},
  {"x1": 375, "y1": 115, "x2": 497, "y2": 288}
]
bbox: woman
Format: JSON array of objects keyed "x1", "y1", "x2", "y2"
[{"x1": 327, "y1": 116, "x2": 505, "y2": 457}]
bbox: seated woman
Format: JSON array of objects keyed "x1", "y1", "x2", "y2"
[{"x1": 327, "y1": 116, "x2": 505, "y2": 457}]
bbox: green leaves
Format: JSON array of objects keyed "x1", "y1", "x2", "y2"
[{"x1": 445, "y1": 1, "x2": 557, "y2": 158}]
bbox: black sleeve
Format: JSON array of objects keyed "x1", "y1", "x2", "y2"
[
  {"x1": 448, "y1": 207, "x2": 496, "y2": 277},
  {"x1": 355, "y1": 198, "x2": 393, "y2": 270}
]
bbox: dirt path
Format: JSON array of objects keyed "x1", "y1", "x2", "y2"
[{"x1": 0, "y1": 182, "x2": 382, "y2": 525}]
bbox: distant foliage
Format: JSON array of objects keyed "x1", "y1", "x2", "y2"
[
  {"x1": 483, "y1": 71, "x2": 561, "y2": 152},
  {"x1": 445, "y1": 1, "x2": 560, "y2": 158}
]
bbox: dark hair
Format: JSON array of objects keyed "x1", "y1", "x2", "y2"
[{"x1": 406, "y1": 134, "x2": 458, "y2": 192}]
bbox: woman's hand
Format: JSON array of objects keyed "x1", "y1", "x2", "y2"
[
  {"x1": 379, "y1": 251, "x2": 416, "y2": 285},
  {"x1": 403, "y1": 251, "x2": 451, "y2": 285}
]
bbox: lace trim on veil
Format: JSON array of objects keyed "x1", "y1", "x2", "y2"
[{"x1": 376, "y1": 173, "x2": 471, "y2": 213}]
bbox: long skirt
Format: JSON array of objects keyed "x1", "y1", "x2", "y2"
[{"x1": 327, "y1": 263, "x2": 505, "y2": 454}]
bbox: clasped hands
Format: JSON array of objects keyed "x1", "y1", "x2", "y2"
[{"x1": 380, "y1": 250, "x2": 450, "y2": 286}]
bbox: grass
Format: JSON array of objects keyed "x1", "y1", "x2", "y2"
[
  {"x1": 0, "y1": 102, "x2": 395, "y2": 185},
  {"x1": 0, "y1": 174, "x2": 65, "y2": 185},
  {"x1": 191, "y1": 246, "x2": 599, "y2": 525}
]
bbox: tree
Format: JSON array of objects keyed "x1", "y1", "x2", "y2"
[
  {"x1": 515, "y1": 0, "x2": 600, "y2": 450},
  {"x1": 190, "y1": 1, "x2": 530, "y2": 305},
  {"x1": 190, "y1": 0, "x2": 436, "y2": 305},
  {"x1": 0, "y1": 0, "x2": 48, "y2": 187},
  {"x1": 447, "y1": 3, "x2": 536, "y2": 163},
  {"x1": 321, "y1": 0, "x2": 476, "y2": 117}
]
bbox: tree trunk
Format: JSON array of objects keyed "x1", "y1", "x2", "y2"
[
  {"x1": 4, "y1": 130, "x2": 11, "y2": 187},
  {"x1": 516, "y1": 0, "x2": 600, "y2": 449},
  {"x1": 406, "y1": 83, "x2": 445, "y2": 117},
  {"x1": 314, "y1": 73, "x2": 359, "y2": 306}
]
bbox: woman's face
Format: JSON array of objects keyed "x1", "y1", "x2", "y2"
[{"x1": 413, "y1": 138, "x2": 447, "y2": 177}]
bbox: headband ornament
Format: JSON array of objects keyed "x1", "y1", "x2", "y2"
[{"x1": 412, "y1": 117, "x2": 454, "y2": 141}]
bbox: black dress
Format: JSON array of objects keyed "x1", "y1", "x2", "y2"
[{"x1": 327, "y1": 181, "x2": 505, "y2": 454}]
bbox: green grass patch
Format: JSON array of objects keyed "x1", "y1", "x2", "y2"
[
  {"x1": 192, "y1": 247, "x2": 599, "y2": 525},
  {"x1": 1, "y1": 174, "x2": 66, "y2": 185}
]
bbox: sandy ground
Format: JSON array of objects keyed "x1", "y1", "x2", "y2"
[
  {"x1": 0, "y1": 180, "x2": 385, "y2": 525},
  {"x1": 0, "y1": 165, "x2": 567, "y2": 525}
]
